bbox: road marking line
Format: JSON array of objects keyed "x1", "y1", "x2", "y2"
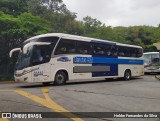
[
  {"x1": 152, "y1": 77, "x2": 155, "y2": 79},
  {"x1": 0, "y1": 118, "x2": 9, "y2": 121},
  {"x1": 14, "y1": 88, "x2": 84, "y2": 121}
]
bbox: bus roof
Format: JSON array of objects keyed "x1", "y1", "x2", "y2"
[
  {"x1": 116, "y1": 43, "x2": 142, "y2": 48},
  {"x1": 144, "y1": 52, "x2": 159, "y2": 54},
  {"x1": 25, "y1": 33, "x2": 63, "y2": 42},
  {"x1": 24, "y1": 33, "x2": 142, "y2": 48},
  {"x1": 25, "y1": 33, "x2": 116, "y2": 44}
]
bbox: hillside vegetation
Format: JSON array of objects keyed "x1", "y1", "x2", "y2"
[{"x1": 0, "y1": 0, "x2": 159, "y2": 80}]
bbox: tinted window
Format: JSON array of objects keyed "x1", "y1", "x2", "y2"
[
  {"x1": 136, "y1": 48, "x2": 143, "y2": 57},
  {"x1": 93, "y1": 43, "x2": 117, "y2": 57},
  {"x1": 31, "y1": 44, "x2": 55, "y2": 66},
  {"x1": 23, "y1": 37, "x2": 59, "y2": 46},
  {"x1": 109, "y1": 45, "x2": 118, "y2": 57},
  {"x1": 30, "y1": 37, "x2": 58, "y2": 66},
  {"x1": 35, "y1": 37, "x2": 59, "y2": 43},
  {"x1": 54, "y1": 39, "x2": 76, "y2": 55},
  {"x1": 93, "y1": 43, "x2": 106, "y2": 55},
  {"x1": 117, "y1": 46, "x2": 143, "y2": 57},
  {"x1": 76, "y1": 41, "x2": 92, "y2": 55}
]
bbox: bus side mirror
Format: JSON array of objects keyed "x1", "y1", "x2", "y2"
[{"x1": 9, "y1": 48, "x2": 21, "y2": 58}]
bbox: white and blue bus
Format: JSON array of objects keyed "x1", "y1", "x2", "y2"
[
  {"x1": 10, "y1": 33, "x2": 144, "y2": 85},
  {"x1": 144, "y1": 52, "x2": 160, "y2": 74}
]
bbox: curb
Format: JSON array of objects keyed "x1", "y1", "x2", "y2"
[{"x1": 155, "y1": 75, "x2": 160, "y2": 80}]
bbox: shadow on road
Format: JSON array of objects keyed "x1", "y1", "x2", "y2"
[
  {"x1": 16, "y1": 77, "x2": 142, "y2": 89},
  {"x1": 145, "y1": 72, "x2": 160, "y2": 75}
]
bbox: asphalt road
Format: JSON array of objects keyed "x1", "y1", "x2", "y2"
[{"x1": 0, "y1": 75, "x2": 160, "y2": 121}]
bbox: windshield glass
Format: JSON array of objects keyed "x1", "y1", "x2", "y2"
[
  {"x1": 15, "y1": 46, "x2": 33, "y2": 70},
  {"x1": 144, "y1": 53, "x2": 160, "y2": 65},
  {"x1": 15, "y1": 36, "x2": 59, "y2": 70}
]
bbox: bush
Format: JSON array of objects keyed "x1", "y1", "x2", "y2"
[{"x1": 0, "y1": 74, "x2": 14, "y2": 81}]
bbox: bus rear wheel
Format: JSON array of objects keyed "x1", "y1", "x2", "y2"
[
  {"x1": 54, "y1": 71, "x2": 67, "y2": 85},
  {"x1": 124, "y1": 70, "x2": 131, "y2": 80}
]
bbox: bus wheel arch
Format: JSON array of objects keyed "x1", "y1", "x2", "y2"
[
  {"x1": 124, "y1": 69, "x2": 131, "y2": 80},
  {"x1": 54, "y1": 70, "x2": 68, "y2": 85}
]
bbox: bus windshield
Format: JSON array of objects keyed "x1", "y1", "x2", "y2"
[
  {"x1": 144, "y1": 53, "x2": 160, "y2": 66},
  {"x1": 15, "y1": 45, "x2": 33, "y2": 70},
  {"x1": 15, "y1": 36, "x2": 59, "y2": 70}
]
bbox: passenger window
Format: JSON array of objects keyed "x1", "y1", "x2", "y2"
[
  {"x1": 130, "y1": 48, "x2": 136, "y2": 57},
  {"x1": 136, "y1": 48, "x2": 143, "y2": 57},
  {"x1": 76, "y1": 41, "x2": 92, "y2": 55},
  {"x1": 54, "y1": 39, "x2": 76, "y2": 54},
  {"x1": 118, "y1": 46, "x2": 125, "y2": 57},
  {"x1": 117, "y1": 46, "x2": 143, "y2": 58},
  {"x1": 111, "y1": 46, "x2": 118, "y2": 57},
  {"x1": 93, "y1": 44, "x2": 105, "y2": 55},
  {"x1": 106, "y1": 46, "x2": 112, "y2": 56},
  {"x1": 32, "y1": 45, "x2": 53, "y2": 66}
]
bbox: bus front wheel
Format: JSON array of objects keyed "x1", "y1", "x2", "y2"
[
  {"x1": 124, "y1": 70, "x2": 131, "y2": 80},
  {"x1": 54, "y1": 71, "x2": 67, "y2": 85}
]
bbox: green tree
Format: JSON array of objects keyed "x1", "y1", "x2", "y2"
[
  {"x1": 0, "y1": 0, "x2": 29, "y2": 16},
  {"x1": 82, "y1": 16, "x2": 105, "y2": 36},
  {"x1": 27, "y1": 0, "x2": 79, "y2": 34},
  {"x1": 0, "y1": 12, "x2": 51, "y2": 80},
  {"x1": 83, "y1": 16, "x2": 103, "y2": 27}
]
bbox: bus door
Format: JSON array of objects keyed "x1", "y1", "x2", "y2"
[{"x1": 31, "y1": 46, "x2": 51, "y2": 82}]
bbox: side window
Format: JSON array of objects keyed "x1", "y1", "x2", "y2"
[
  {"x1": 110, "y1": 45, "x2": 118, "y2": 57},
  {"x1": 126, "y1": 47, "x2": 143, "y2": 58},
  {"x1": 93, "y1": 43, "x2": 106, "y2": 55},
  {"x1": 93, "y1": 43, "x2": 118, "y2": 57},
  {"x1": 130, "y1": 48, "x2": 136, "y2": 57},
  {"x1": 32, "y1": 45, "x2": 53, "y2": 66},
  {"x1": 54, "y1": 39, "x2": 76, "y2": 55},
  {"x1": 76, "y1": 41, "x2": 92, "y2": 55},
  {"x1": 106, "y1": 45, "x2": 112, "y2": 56},
  {"x1": 125, "y1": 47, "x2": 132, "y2": 57},
  {"x1": 117, "y1": 46, "x2": 143, "y2": 58},
  {"x1": 136, "y1": 48, "x2": 143, "y2": 57},
  {"x1": 35, "y1": 37, "x2": 59, "y2": 43},
  {"x1": 118, "y1": 46, "x2": 125, "y2": 57},
  {"x1": 118, "y1": 46, "x2": 132, "y2": 57}
]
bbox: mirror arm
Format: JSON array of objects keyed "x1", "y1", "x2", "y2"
[
  {"x1": 23, "y1": 42, "x2": 51, "y2": 54},
  {"x1": 9, "y1": 48, "x2": 21, "y2": 58}
]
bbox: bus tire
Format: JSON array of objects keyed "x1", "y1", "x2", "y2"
[
  {"x1": 54, "y1": 71, "x2": 67, "y2": 85},
  {"x1": 124, "y1": 70, "x2": 131, "y2": 80}
]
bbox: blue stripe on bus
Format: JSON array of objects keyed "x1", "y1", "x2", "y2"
[
  {"x1": 73, "y1": 57, "x2": 144, "y2": 65},
  {"x1": 92, "y1": 63, "x2": 118, "y2": 77}
]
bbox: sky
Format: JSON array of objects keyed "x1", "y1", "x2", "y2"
[{"x1": 62, "y1": 0, "x2": 160, "y2": 27}]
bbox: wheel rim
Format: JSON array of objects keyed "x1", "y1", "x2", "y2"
[
  {"x1": 125, "y1": 72, "x2": 130, "y2": 80},
  {"x1": 56, "y1": 74, "x2": 64, "y2": 84}
]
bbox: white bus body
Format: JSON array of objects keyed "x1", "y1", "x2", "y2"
[
  {"x1": 144, "y1": 52, "x2": 160, "y2": 74},
  {"x1": 10, "y1": 33, "x2": 144, "y2": 85}
]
